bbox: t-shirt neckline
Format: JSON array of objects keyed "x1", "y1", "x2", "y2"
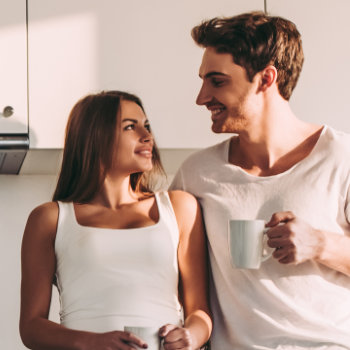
[{"x1": 224, "y1": 125, "x2": 327, "y2": 180}]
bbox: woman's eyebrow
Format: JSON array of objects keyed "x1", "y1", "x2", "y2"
[
  {"x1": 121, "y1": 118, "x2": 150, "y2": 124},
  {"x1": 121, "y1": 118, "x2": 138, "y2": 123}
]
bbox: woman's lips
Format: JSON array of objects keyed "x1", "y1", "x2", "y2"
[{"x1": 134, "y1": 148, "x2": 153, "y2": 158}]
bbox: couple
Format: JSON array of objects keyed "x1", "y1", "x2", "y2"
[{"x1": 20, "y1": 11, "x2": 350, "y2": 350}]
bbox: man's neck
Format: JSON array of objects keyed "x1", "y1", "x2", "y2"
[{"x1": 229, "y1": 101, "x2": 323, "y2": 176}]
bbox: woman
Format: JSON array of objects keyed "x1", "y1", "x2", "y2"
[{"x1": 20, "y1": 91, "x2": 212, "y2": 350}]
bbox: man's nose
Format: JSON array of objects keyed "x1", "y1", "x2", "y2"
[{"x1": 196, "y1": 84, "x2": 210, "y2": 106}]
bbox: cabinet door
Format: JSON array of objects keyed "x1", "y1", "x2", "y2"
[
  {"x1": 28, "y1": 0, "x2": 263, "y2": 148},
  {"x1": 266, "y1": 0, "x2": 350, "y2": 132},
  {"x1": 0, "y1": 0, "x2": 28, "y2": 133}
]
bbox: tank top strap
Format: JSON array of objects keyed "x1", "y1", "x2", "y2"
[
  {"x1": 55, "y1": 201, "x2": 76, "y2": 250},
  {"x1": 155, "y1": 191, "x2": 180, "y2": 246},
  {"x1": 57, "y1": 201, "x2": 77, "y2": 224}
]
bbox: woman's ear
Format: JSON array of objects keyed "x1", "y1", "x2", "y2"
[{"x1": 259, "y1": 65, "x2": 278, "y2": 92}]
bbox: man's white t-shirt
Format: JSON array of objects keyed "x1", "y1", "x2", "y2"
[{"x1": 170, "y1": 125, "x2": 350, "y2": 350}]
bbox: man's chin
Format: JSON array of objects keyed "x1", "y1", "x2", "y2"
[
  {"x1": 211, "y1": 124, "x2": 236, "y2": 134},
  {"x1": 211, "y1": 121, "x2": 223, "y2": 133}
]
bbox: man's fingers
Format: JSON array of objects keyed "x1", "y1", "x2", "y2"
[
  {"x1": 267, "y1": 237, "x2": 292, "y2": 248},
  {"x1": 272, "y1": 246, "x2": 295, "y2": 262},
  {"x1": 266, "y1": 211, "x2": 295, "y2": 227},
  {"x1": 278, "y1": 254, "x2": 295, "y2": 264}
]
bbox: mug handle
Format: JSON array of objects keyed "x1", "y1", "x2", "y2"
[{"x1": 261, "y1": 228, "x2": 273, "y2": 261}]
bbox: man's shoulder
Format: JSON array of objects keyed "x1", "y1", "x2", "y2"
[
  {"x1": 323, "y1": 125, "x2": 350, "y2": 153},
  {"x1": 179, "y1": 138, "x2": 231, "y2": 170},
  {"x1": 170, "y1": 138, "x2": 232, "y2": 193}
]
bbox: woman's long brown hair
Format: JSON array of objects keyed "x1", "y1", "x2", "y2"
[{"x1": 52, "y1": 91, "x2": 164, "y2": 203}]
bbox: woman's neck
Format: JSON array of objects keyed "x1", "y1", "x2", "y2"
[{"x1": 91, "y1": 174, "x2": 140, "y2": 209}]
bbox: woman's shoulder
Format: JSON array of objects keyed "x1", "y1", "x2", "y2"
[
  {"x1": 29, "y1": 201, "x2": 58, "y2": 219},
  {"x1": 166, "y1": 190, "x2": 204, "y2": 240},
  {"x1": 25, "y1": 202, "x2": 59, "y2": 238},
  {"x1": 167, "y1": 190, "x2": 198, "y2": 206},
  {"x1": 167, "y1": 190, "x2": 200, "y2": 221}
]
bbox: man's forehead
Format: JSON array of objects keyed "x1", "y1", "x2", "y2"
[{"x1": 199, "y1": 47, "x2": 235, "y2": 78}]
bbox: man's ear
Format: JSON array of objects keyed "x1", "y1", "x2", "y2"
[{"x1": 259, "y1": 65, "x2": 278, "y2": 92}]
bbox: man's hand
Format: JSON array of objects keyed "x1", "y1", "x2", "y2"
[{"x1": 265, "y1": 211, "x2": 324, "y2": 265}]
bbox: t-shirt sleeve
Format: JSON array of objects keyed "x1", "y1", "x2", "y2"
[{"x1": 169, "y1": 166, "x2": 186, "y2": 192}]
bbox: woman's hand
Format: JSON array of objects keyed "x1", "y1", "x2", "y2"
[
  {"x1": 159, "y1": 324, "x2": 193, "y2": 350},
  {"x1": 88, "y1": 330, "x2": 148, "y2": 350}
]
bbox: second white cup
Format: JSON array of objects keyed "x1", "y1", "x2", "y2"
[
  {"x1": 228, "y1": 219, "x2": 272, "y2": 269},
  {"x1": 124, "y1": 326, "x2": 161, "y2": 350}
]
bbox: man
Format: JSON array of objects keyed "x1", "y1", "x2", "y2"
[{"x1": 170, "y1": 11, "x2": 350, "y2": 349}]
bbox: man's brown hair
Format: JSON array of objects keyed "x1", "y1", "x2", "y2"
[
  {"x1": 53, "y1": 90, "x2": 164, "y2": 203},
  {"x1": 192, "y1": 11, "x2": 304, "y2": 100}
]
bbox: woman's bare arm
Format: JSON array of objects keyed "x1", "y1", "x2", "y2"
[{"x1": 162, "y1": 191, "x2": 212, "y2": 349}]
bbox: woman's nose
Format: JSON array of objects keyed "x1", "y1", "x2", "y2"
[{"x1": 140, "y1": 130, "x2": 153, "y2": 144}]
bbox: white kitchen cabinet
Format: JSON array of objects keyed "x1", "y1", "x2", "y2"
[
  {"x1": 0, "y1": 0, "x2": 28, "y2": 134},
  {"x1": 266, "y1": 0, "x2": 350, "y2": 132},
  {"x1": 27, "y1": 0, "x2": 263, "y2": 148}
]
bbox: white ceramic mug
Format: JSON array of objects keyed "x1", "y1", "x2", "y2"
[
  {"x1": 228, "y1": 219, "x2": 272, "y2": 269},
  {"x1": 124, "y1": 326, "x2": 161, "y2": 350}
]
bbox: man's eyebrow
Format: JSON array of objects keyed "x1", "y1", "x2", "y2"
[{"x1": 199, "y1": 71, "x2": 230, "y2": 79}]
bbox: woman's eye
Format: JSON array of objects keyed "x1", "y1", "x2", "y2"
[
  {"x1": 124, "y1": 124, "x2": 135, "y2": 130},
  {"x1": 145, "y1": 124, "x2": 151, "y2": 132}
]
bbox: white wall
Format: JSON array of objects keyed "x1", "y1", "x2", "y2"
[
  {"x1": 27, "y1": 0, "x2": 263, "y2": 149},
  {"x1": 267, "y1": 0, "x2": 350, "y2": 132},
  {"x1": 0, "y1": 175, "x2": 59, "y2": 349}
]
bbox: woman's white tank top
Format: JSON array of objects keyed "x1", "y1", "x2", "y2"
[{"x1": 55, "y1": 191, "x2": 183, "y2": 332}]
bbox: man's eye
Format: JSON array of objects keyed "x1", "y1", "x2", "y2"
[{"x1": 211, "y1": 79, "x2": 225, "y2": 87}]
